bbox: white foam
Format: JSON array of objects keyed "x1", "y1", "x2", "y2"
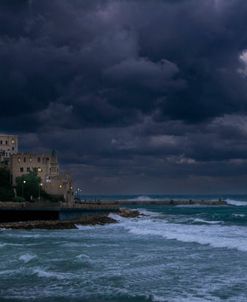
[
  {"x1": 108, "y1": 213, "x2": 128, "y2": 222},
  {"x1": 233, "y1": 213, "x2": 246, "y2": 218},
  {"x1": 192, "y1": 218, "x2": 222, "y2": 224},
  {"x1": 19, "y1": 253, "x2": 36, "y2": 263},
  {"x1": 120, "y1": 195, "x2": 164, "y2": 202},
  {"x1": 152, "y1": 294, "x2": 212, "y2": 302},
  {"x1": 33, "y1": 268, "x2": 72, "y2": 280},
  {"x1": 138, "y1": 208, "x2": 161, "y2": 217},
  {"x1": 118, "y1": 217, "x2": 247, "y2": 252},
  {"x1": 75, "y1": 224, "x2": 102, "y2": 230},
  {"x1": 226, "y1": 198, "x2": 247, "y2": 206}
]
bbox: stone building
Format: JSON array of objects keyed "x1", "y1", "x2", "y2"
[
  {"x1": 10, "y1": 151, "x2": 74, "y2": 204},
  {"x1": 0, "y1": 134, "x2": 18, "y2": 167},
  {"x1": 0, "y1": 133, "x2": 74, "y2": 205}
]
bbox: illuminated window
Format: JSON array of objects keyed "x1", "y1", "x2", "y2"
[
  {"x1": 29, "y1": 157, "x2": 32, "y2": 162},
  {"x1": 38, "y1": 168, "x2": 42, "y2": 172},
  {"x1": 18, "y1": 157, "x2": 21, "y2": 163},
  {"x1": 11, "y1": 139, "x2": 15, "y2": 144}
]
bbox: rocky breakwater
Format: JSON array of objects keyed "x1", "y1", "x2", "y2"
[{"x1": 0, "y1": 208, "x2": 141, "y2": 229}]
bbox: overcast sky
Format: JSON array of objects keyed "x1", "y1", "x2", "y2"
[{"x1": 1, "y1": 0, "x2": 247, "y2": 194}]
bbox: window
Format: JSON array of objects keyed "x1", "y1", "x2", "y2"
[
  {"x1": 27, "y1": 167, "x2": 30, "y2": 172},
  {"x1": 20, "y1": 167, "x2": 24, "y2": 172},
  {"x1": 37, "y1": 157, "x2": 41, "y2": 163},
  {"x1": 38, "y1": 167, "x2": 42, "y2": 172},
  {"x1": 11, "y1": 139, "x2": 15, "y2": 144},
  {"x1": 5, "y1": 140, "x2": 8, "y2": 145},
  {"x1": 12, "y1": 147, "x2": 15, "y2": 151},
  {"x1": 0, "y1": 141, "x2": 2, "y2": 145},
  {"x1": 23, "y1": 157, "x2": 26, "y2": 163},
  {"x1": 18, "y1": 157, "x2": 21, "y2": 163},
  {"x1": 29, "y1": 157, "x2": 32, "y2": 162}
]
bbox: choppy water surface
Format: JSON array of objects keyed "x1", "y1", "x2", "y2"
[{"x1": 1, "y1": 201, "x2": 247, "y2": 301}]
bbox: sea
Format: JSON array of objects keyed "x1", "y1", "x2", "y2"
[{"x1": 1, "y1": 194, "x2": 247, "y2": 302}]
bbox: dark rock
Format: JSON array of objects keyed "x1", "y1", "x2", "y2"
[{"x1": 117, "y1": 208, "x2": 141, "y2": 218}]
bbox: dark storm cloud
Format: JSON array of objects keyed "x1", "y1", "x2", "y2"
[
  {"x1": 2, "y1": 0, "x2": 247, "y2": 193},
  {"x1": 1, "y1": 0, "x2": 247, "y2": 126}
]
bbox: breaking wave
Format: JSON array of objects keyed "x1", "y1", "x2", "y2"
[
  {"x1": 117, "y1": 215, "x2": 247, "y2": 252},
  {"x1": 192, "y1": 218, "x2": 223, "y2": 224},
  {"x1": 226, "y1": 199, "x2": 247, "y2": 206},
  {"x1": 120, "y1": 195, "x2": 164, "y2": 202}
]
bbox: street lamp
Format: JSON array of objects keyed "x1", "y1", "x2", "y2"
[
  {"x1": 38, "y1": 183, "x2": 43, "y2": 201},
  {"x1": 76, "y1": 188, "x2": 82, "y2": 199},
  {"x1": 22, "y1": 180, "x2": 26, "y2": 198}
]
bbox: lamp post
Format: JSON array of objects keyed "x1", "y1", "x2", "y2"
[
  {"x1": 22, "y1": 180, "x2": 26, "y2": 199},
  {"x1": 75, "y1": 188, "x2": 82, "y2": 201},
  {"x1": 38, "y1": 183, "x2": 43, "y2": 201}
]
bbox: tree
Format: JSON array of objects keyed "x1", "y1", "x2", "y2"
[
  {"x1": 0, "y1": 168, "x2": 14, "y2": 201},
  {"x1": 16, "y1": 172, "x2": 42, "y2": 201}
]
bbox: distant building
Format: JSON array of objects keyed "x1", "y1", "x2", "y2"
[
  {"x1": 10, "y1": 151, "x2": 74, "y2": 205},
  {"x1": 0, "y1": 134, "x2": 18, "y2": 167},
  {"x1": 0, "y1": 134, "x2": 74, "y2": 205}
]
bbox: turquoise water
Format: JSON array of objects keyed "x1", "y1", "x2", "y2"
[{"x1": 1, "y1": 199, "x2": 247, "y2": 301}]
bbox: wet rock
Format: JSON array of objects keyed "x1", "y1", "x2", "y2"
[
  {"x1": 0, "y1": 215, "x2": 117, "y2": 230},
  {"x1": 117, "y1": 208, "x2": 141, "y2": 218}
]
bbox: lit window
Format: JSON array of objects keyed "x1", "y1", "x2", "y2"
[
  {"x1": 18, "y1": 157, "x2": 21, "y2": 163},
  {"x1": 11, "y1": 139, "x2": 15, "y2": 144},
  {"x1": 38, "y1": 168, "x2": 42, "y2": 172},
  {"x1": 29, "y1": 157, "x2": 32, "y2": 162}
]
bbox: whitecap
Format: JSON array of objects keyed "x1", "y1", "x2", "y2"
[
  {"x1": 19, "y1": 253, "x2": 37, "y2": 263},
  {"x1": 226, "y1": 199, "x2": 247, "y2": 206},
  {"x1": 32, "y1": 268, "x2": 73, "y2": 280},
  {"x1": 119, "y1": 216, "x2": 247, "y2": 252},
  {"x1": 137, "y1": 208, "x2": 161, "y2": 217},
  {"x1": 120, "y1": 195, "x2": 165, "y2": 202},
  {"x1": 233, "y1": 213, "x2": 246, "y2": 218},
  {"x1": 192, "y1": 218, "x2": 222, "y2": 225},
  {"x1": 75, "y1": 224, "x2": 103, "y2": 230}
]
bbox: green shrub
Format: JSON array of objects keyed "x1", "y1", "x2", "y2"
[
  {"x1": 0, "y1": 187, "x2": 14, "y2": 201},
  {"x1": 0, "y1": 168, "x2": 14, "y2": 201},
  {"x1": 13, "y1": 196, "x2": 26, "y2": 203}
]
